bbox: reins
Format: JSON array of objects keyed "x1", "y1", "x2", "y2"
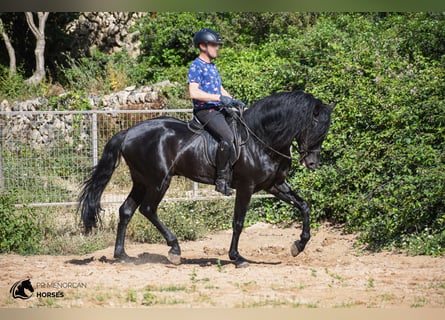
[
  {"x1": 187, "y1": 106, "x2": 321, "y2": 163},
  {"x1": 231, "y1": 111, "x2": 318, "y2": 163}
]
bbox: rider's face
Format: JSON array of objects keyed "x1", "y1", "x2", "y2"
[{"x1": 204, "y1": 42, "x2": 220, "y2": 60}]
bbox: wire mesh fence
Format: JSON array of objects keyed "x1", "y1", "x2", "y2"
[{"x1": 0, "y1": 109, "x2": 196, "y2": 206}]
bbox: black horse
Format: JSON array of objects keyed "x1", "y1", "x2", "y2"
[{"x1": 79, "y1": 90, "x2": 335, "y2": 267}]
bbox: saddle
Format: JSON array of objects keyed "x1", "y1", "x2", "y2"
[{"x1": 187, "y1": 113, "x2": 248, "y2": 167}]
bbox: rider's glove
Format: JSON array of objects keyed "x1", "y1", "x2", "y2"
[
  {"x1": 219, "y1": 95, "x2": 234, "y2": 107},
  {"x1": 220, "y1": 95, "x2": 246, "y2": 111},
  {"x1": 231, "y1": 99, "x2": 245, "y2": 110}
]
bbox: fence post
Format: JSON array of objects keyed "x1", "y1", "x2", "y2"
[
  {"x1": 193, "y1": 182, "x2": 199, "y2": 196},
  {"x1": 92, "y1": 109, "x2": 98, "y2": 166}
]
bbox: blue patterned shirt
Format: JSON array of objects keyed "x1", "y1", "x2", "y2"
[{"x1": 188, "y1": 58, "x2": 222, "y2": 110}]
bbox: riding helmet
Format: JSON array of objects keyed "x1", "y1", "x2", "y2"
[{"x1": 193, "y1": 28, "x2": 223, "y2": 48}]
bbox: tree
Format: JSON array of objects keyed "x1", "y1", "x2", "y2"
[
  {"x1": 0, "y1": 16, "x2": 16, "y2": 75},
  {"x1": 24, "y1": 12, "x2": 49, "y2": 85}
]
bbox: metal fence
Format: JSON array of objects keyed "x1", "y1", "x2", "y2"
[
  {"x1": 0, "y1": 109, "x2": 195, "y2": 207},
  {"x1": 1, "y1": 108, "x2": 273, "y2": 207}
]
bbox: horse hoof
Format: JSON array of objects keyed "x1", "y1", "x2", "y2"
[
  {"x1": 168, "y1": 252, "x2": 182, "y2": 265},
  {"x1": 290, "y1": 242, "x2": 301, "y2": 257},
  {"x1": 114, "y1": 252, "x2": 131, "y2": 261},
  {"x1": 235, "y1": 259, "x2": 250, "y2": 268}
]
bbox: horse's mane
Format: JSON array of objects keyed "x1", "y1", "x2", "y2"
[{"x1": 243, "y1": 91, "x2": 323, "y2": 145}]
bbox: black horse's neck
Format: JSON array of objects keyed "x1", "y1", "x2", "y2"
[{"x1": 244, "y1": 91, "x2": 320, "y2": 152}]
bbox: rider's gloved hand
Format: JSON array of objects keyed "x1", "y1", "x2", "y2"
[
  {"x1": 219, "y1": 95, "x2": 234, "y2": 107},
  {"x1": 232, "y1": 99, "x2": 245, "y2": 109},
  {"x1": 220, "y1": 95, "x2": 246, "y2": 111}
]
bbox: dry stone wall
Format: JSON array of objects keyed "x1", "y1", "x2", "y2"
[
  {"x1": 65, "y1": 12, "x2": 147, "y2": 58},
  {"x1": 0, "y1": 81, "x2": 177, "y2": 150}
]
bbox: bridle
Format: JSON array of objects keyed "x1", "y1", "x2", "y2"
[
  {"x1": 232, "y1": 110, "x2": 321, "y2": 163},
  {"x1": 296, "y1": 146, "x2": 321, "y2": 163}
]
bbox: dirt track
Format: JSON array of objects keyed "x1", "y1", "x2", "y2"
[{"x1": 1, "y1": 223, "x2": 444, "y2": 308}]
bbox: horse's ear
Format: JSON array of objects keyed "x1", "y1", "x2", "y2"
[{"x1": 327, "y1": 102, "x2": 337, "y2": 111}]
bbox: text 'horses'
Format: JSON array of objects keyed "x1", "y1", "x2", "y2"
[{"x1": 79, "y1": 90, "x2": 335, "y2": 267}]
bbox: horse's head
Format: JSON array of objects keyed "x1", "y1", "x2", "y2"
[
  {"x1": 298, "y1": 102, "x2": 335, "y2": 170},
  {"x1": 22, "y1": 279, "x2": 34, "y2": 293},
  {"x1": 243, "y1": 90, "x2": 335, "y2": 169}
]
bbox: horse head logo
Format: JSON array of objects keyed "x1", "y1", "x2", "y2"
[{"x1": 10, "y1": 279, "x2": 34, "y2": 300}]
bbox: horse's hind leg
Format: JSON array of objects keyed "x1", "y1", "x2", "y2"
[
  {"x1": 114, "y1": 183, "x2": 145, "y2": 260},
  {"x1": 139, "y1": 183, "x2": 182, "y2": 265}
]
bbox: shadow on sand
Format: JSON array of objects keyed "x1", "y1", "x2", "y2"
[{"x1": 65, "y1": 252, "x2": 281, "y2": 267}]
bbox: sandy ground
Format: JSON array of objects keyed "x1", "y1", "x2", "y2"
[{"x1": 1, "y1": 223, "x2": 444, "y2": 308}]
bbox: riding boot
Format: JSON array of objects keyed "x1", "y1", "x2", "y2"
[{"x1": 215, "y1": 141, "x2": 233, "y2": 196}]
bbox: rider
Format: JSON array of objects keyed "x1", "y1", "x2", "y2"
[{"x1": 188, "y1": 28, "x2": 243, "y2": 196}]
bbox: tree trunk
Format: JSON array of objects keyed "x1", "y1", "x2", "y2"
[
  {"x1": 25, "y1": 12, "x2": 49, "y2": 85},
  {"x1": 0, "y1": 18, "x2": 16, "y2": 75}
]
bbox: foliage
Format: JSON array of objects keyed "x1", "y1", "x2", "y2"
[
  {"x1": 57, "y1": 50, "x2": 136, "y2": 93},
  {"x1": 138, "y1": 12, "x2": 210, "y2": 70},
  {"x1": 20, "y1": 206, "x2": 115, "y2": 255},
  {"x1": 0, "y1": 66, "x2": 49, "y2": 100},
  {"x1": 281, "y1": 13, "x2": 445, "y2": 253},
  {"x1": 135, "y1": 12, "x2": 316, "y2": 103},
  {"x1": 248, "y1": 198, "x2": 295, "y2": 225},
  {"x1": 217, "y1": 46, "x2": 295, "y2": 104},
  {"x1": 47, "y1": 91, "x2": 91, "y2": 110},
  {"x1": 0, "y1": 192, "x2": 42, "y2": 254}
]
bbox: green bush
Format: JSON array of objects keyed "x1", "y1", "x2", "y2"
[
  {"x1": 57, "y1": 51, "x2": 108, "y2": 93},
  {"x1": 0, "y1": 193, "x2": 42, "y2": 254},
  {"x1": 278, "y1": 13, "x2": 445, "y2": 253},
  {"x1": 134, "y1": 12, "x2": 316, "y2": 93},
  {"x1": 58, "y1": 50, "x2": 137, "y2": 93},
  {"x1": 137, "y1": 13, "x2": 216, "y2": 73},
  {"x1": 218, "y1": 45, "x2": 295, "y2": 104},
  {"x1": 0, "y1": 66, "x2": 49, "y2": 101}
]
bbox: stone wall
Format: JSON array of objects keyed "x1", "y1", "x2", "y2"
[
  {"x1": 0, "y1": 81, "x2": 177, "y2": 150},
  {"x1": 65, "y1": 12, "x2": 147, "y2": 58}
]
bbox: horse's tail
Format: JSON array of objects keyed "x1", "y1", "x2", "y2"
[{"x1": 78, "y1": 130, "x2": 127, "y2": 232}]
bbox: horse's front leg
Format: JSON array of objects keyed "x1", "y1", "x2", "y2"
[
  {"x1": 267, "y1": 182, "x2": 311, "y2": 256},
  {"x1": 228, "y1": 188, "x2": 253, "y2": 268}
]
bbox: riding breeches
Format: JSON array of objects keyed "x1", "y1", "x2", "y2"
[{"x1": 194, "y1": 109, "x2": 234, "y2": 144}]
